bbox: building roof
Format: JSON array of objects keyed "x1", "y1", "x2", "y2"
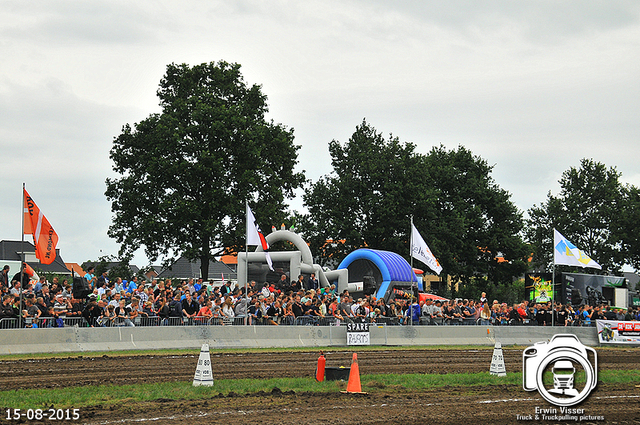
[
  {"x1": 65, "y1": 263, "x2": 85, "y2": 277},
  {"x1": 158, "y1": 256, "x2": 236, "y2": 280},
  {"x1": 0, "y1": 240, "x2": 70, "y2": 274},
  {"x1": 219, "y1": 252, "x2": 238, "y2": 265}
]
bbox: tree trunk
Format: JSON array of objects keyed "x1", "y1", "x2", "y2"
[{"x1": 200, "y1": 234, "x2": 211, "y2": 280}]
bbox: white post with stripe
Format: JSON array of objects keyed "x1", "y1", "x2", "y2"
[
  {"x1": 489, "y1": 341, "x2": 507, "y2": 377},
  {"x1": 193, "y1": 344, "x2": 214, "y2": 386}
]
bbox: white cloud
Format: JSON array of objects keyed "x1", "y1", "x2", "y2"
[{"x1": 1, "y1": 0, "x2": 639, "y2": 267}]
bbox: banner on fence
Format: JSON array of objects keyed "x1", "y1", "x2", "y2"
[
  {"x1": 347, "y1": 322, "x2": 370, "y2": 346},
  {"x1": 596, "y1": 320, "x2": 640, "y2": 344}
]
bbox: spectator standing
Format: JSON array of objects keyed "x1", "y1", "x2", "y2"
[
  {"x1": 33, "y1": 276, "x2": 46, "y2": 296},
  {"x1": 181, "y1": 292, "x2": 199, "y2": 323},
  {"x1": 156, "y1": 297, "x2": 170, "y2": 324},
  {"x1": 281, "y1": 303, "x2": 294, "y2": 324},
  {"x1": 480, "y1": 303, "x2": 491, "y2": 325},
  {"x1": 0, "y1": 295, "x2": 17, "y2": 320},
  {"x1": 267, "y1": 300, "x2": 283, "y2": 324},
  {"x1": 52, "y1": 295, "x2": 68, "y2": 318},
  {"x1": 308, "y1": 273, "x2": 318, "y2": 291},
  {"x1": 291, "y1": 295, "x2": 304, "y2": 318},
  {"x1": 115, "y1": 299, "x2": 134, "y2": 327},
  {"x1": 114, "y1": 278, "x2": 124, "y2": 293},
  {"x1": 196, "y1": 300, "x2": 213, "y2": 323},
  {"x1": 82, "y1": 296, "x2": 102, "y2": 327},
  {"x1": 0, "y1": 265, "x2": 9, "y2": 289},
  {"x1": 97, "y1": 271, "x2": 108, "y2": 290},
  {"x1": 22, "y1": 298, "x2": 41, "y2": 327},
  {"x1": 84, "y1": 267, "x2": 98, "y2": 289},
  {"x1": 12, "y1": 263, "x2": 31, "y2": 288},
  {"x1": 407, "y1": 298, "x2": 421, "y2": 325},
  {"x1": 221, "y1": 297, "x2": 235, "y2": 320},
  {"x1": 234, "y1": 296, "x2": 248, "y2": 321},
  {"x1": 168, "y1": 294, "x2": 183, "y2": 321},
  {"x1": 126, "y1": 277, "x2": 138, "y2": 294},
  {"x1": 220, "y1": 281, "x2": 232, "y2": 296}
]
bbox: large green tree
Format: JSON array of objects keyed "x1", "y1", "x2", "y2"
[
  {"x1": 618, "y1": 185, "x2": 640, "y2": 271},
  {"x1": 422, "y1": 145, "x2": 530, "y2": 285},
  {"x1": 302, "y1": 119, "x2": 431, "y2": 265},
  {"x1": 302, "y1": 120, "x2": 529, "y2": 285},
  {"x1": 525, "y1": 158, "x2": 628, "y2": 273},
  {"x1": 105, "y1": 61, "x2": 305, "y2": 278}
]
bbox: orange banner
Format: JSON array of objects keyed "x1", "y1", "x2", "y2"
[{"x1": 23, "y1": 188, "x2": 58, "y2": 265}]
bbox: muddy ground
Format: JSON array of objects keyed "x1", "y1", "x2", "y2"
[{"x1": 1, "y1": 348, "x2": 639, "y2": 424}]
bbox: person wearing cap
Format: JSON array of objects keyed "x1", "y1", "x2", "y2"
[
  {"x1": 52, "y1": 294, "x2": 69, "y2": 318},
  {"x1": 81, "y1": 295, "x2": 100, "y2": 327}
]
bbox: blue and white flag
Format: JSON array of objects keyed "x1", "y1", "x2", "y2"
[
  {"x1": 410, "y1": 224, "x2": 442, "y2": 275},
  {"x1": 554, "y1": 229, "x2": 601, "y2": 270}
]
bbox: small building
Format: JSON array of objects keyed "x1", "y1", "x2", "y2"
[{"x1": 0, "y1": 240, "x2": 70, "y2": 276}]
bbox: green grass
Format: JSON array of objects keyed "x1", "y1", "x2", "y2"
[
  {"x1": 3, "y1": 344, "x2": 636, "y2": 361},
  {"x1": 0, "y1": 345, "x2": 501, "y2": 361},
  {"x1": 1, "y1": 370, "x2": 638, "y2": 410}
]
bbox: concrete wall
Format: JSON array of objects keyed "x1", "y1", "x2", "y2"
[{"x1": 0, "y1": 325, "x2": 599, "y2": 355}]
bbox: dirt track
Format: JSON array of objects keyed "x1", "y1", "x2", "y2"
[{"x1": 1, "y1": 348, "x2": 639, "y2": 424}]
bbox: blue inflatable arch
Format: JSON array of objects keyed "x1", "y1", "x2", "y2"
[{"x1": 337, "y1": 249, "x2": 417, "y2": 300}]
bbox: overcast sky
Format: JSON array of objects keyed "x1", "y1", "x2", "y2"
[{"x1": 1, "y1": 1, "x2": 639, "y2": 268}]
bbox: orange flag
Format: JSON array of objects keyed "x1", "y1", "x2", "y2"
[{"x1": 23, "y1": 188, "x2": 59, "y2": 265}]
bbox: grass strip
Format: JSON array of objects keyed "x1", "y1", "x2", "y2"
[
  {"x1": 1, "y1": 370, "x2": 638, "y2": 410},
  {"x1": 1, "y1": 344, "x2": 635, "y2": 361},
  {"x1": 0, "y1": 345, "x2": 501, "y2": 361}
]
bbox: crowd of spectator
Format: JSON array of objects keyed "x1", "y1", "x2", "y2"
[{"x1": 1, "y1": 265, "x2": 639, "y2": 329}]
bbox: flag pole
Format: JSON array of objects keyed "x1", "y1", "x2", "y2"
[
  {"x1": 244, "y1": 200, "x2": 249, "y2": 326},
  {"x1": 551, "y1": 263, "x2": 555, "y2": 327},
  {"x1": 19, "y1": 183, "x2": 25, "y2": 329},
  {"x1": 410, "y1": 215, "x2": 414, "y2": 326}
]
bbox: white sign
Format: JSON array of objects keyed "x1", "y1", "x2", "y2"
[{"x1": 347, "y1": 322, "x2": 370, "y2": 346}]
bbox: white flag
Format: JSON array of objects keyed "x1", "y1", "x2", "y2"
[
  {"x1": 246, "y1": 203, "x2": 261, "y2": 246},
  {"x1": 246, "y1": 203, "x2": 274, "y2": 271},
  {"x1": 553, "y1": 229, "x2": 601, "y2": 270},
  {"x1": 410, "y1": 224, "x2": 442, "y2": 275}
]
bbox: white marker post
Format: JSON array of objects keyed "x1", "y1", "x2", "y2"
[
  {"x1": 489, "y1": 341, "x2": 507, "y2": 377},
  {"x1": 193, "y1": 343, "x2": 214, "y2": 386}
]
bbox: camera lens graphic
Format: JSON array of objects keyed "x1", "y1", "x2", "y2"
[{"x1": 534, "y1": 349, "x2": 596, "y2": 406}]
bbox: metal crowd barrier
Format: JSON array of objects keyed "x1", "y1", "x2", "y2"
[
  {"x1": 0, "y1": 318, "x2": 19, "y2": 329},
  {"x1": 0, "y1": 314, "x2": 591, "y2": 329}
]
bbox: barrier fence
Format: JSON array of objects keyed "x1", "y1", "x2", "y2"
[{"x1": 0, "y1": 315, "x2": 596, "y2": 329}]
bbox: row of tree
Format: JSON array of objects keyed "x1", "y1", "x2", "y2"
[{"x1": 104, "y1": 61, "x2": 640, "y2": 285}]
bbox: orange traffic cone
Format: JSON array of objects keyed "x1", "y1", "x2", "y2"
[{"x1": 341, "y1": 353, "x2": 367, "y2": 394}]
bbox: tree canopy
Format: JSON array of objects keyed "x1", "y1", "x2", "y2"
[
  {"x1": 105, "y1": 61, "x2": 305, "y2": 278},
  {"x1": 525, "y1": 158, "x2": 639, "y2": 273},
  {"x1": 302, "y1": 119, "x2": 529, "y2": 285},
  {"x1": 422, "y1": 145, "x2": 530, "y2": 285}
]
